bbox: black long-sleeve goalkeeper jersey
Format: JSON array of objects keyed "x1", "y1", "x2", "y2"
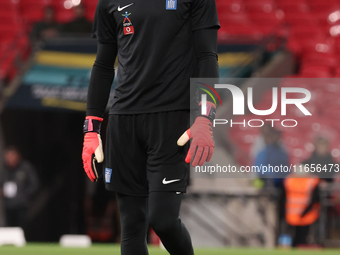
[{"x1": 87, "y1": 0, "x2": 220, "y2": 117}]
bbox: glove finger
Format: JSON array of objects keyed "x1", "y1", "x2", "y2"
[
  {"x1": 207, "y1": 146, "x2": 214, "y2": 162},
  {"x1": 82, "y1": 148, "x2": 95, "y2": 182},
  {"x1": 191, "y1": 145, "x2": 203, "y2": 167},
  {"x1": 198, "y1": 146, "x2": 209, "y2": 166},
  {"x1": 185, "y1": 148, "x2": 191, "y2": 163},
  {"x1": 177, "y1": 129, "x2": 190, "y2": 146},
  {"x1": 91, "y1": 154, "x2": 99, "y2": 182},
  {"x1": 94, "y1": 134, "x2": 104, "y2": 163},
  {"x1": 86, "y1": 157, "x2": 96, "y2": 181},
  {"x1": 86, "y1": 170, "x2": 95, "y2": 182},
  {"x1": 84, "y1": 159, "x2": 95, "y2": 182}
]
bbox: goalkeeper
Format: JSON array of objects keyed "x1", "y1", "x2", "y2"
[{"x1": 82, "y1": 0, "x2": 220, "y2": 254}]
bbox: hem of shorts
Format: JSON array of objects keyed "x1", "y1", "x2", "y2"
[
  {"x1": 105, "y1": 185, "x2": 187, "y2": 195},
  {"x1": 105, "y1": 185, "x2": 149, "y2": 197},
  {"x1": 149, "y1": 188, "x2": 187, "y2": 194},
  {"x1": 109, "y1": 105, "x2": 190, "y2": 115}
]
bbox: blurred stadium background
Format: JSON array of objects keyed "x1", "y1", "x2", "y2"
[{"x1": 1, "y1": 0, "x2": 340, "y2": 253}]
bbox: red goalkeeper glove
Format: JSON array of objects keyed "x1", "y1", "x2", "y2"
[
  {"x1": 82, "y1": 116, "x2": 104, "y2": 182},
  {"x1": 177, "y1": 102, "x2": 216, "y2": 167}
]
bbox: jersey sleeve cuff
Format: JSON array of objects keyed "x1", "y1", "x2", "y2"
[{"x1": 91, "y1": 34, "x2": 117, "y2": 44}]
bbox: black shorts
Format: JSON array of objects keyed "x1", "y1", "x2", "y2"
[{"x1": 103, "y1": 111, "x2": 190, "y2": 196}]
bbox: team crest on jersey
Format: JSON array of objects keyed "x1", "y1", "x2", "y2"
[
  {"x1": 105, "y1": 168, "x2": 112, "y2": 183},
  {"x1": 122, "y1": 11, "x2": 134, "y2": 35},
  {"x1": 166, "y1": 0, "x2": 177, "y2": 10}
]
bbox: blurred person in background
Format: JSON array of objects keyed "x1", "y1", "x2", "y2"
[
  {"x1": 331, "y1": 173, "x2": 340, "y2": 216},
  {"x1": 254, "y1": 125, "x2": 289, "y2": 188},
  {"x1": 250, "y1": 124, "x2": 273, "y2": 161},
  {"x1": 63, "y1": 4, "x2": 92, "y2": 34},
  {"x1": 284, "y1": 168, "x2": 320, "y2": 247},
  {"x1": 254, "y1": 125, "x2": 289, "y2": 242},
  {"x1": 250, "y1": 122, "x2": 285, "y2": 162},
  {"x1": 0, "y1": 146, "x2": 39, "y2": 228},
  {"x1": 30, "y1": 6, "x2": 61, "y2": 40},
  {"x1": 303, "y1": 136, "x2": 335, "y2": 183}
]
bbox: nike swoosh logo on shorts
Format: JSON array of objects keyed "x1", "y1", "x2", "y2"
[
  {"x1": 162, "y1": 178, "x2": 180, "y2": 185},
  {"x1": 118, "y1": 3, "x2": 133, "y2": 11}
]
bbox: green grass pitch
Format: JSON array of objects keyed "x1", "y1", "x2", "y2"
[{"x1": 0, "y1": 244, "x2": 339, "y2": 255}]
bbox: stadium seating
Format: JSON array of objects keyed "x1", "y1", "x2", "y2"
[
  {"x1": 55, "y1": 9, "x2": 75, "y2": 23},
  {"x1": 335, "y1": 67, "x2": 340, "y2": 77},
  {"x1": 216, "y1": 0, "x2": 245, "y2": 15},
  {"x1": 218, "y1": 24, "x2": 266, "y2": 41},
  {"x1": 284, "y1": 13, "x2": 319, "y2": 26},
  {"x1": 290, "y1": 26, "x2": 326, "y2": 40},
  {"x1": 276, "y1": 0, "x2": 307, "y2": 4},
  {"x1": 19, "y1": 0, "x2": 49, "y2": 23},
  {"x1": 244, "y1": 0, "x2": 276, "y2": 14},
  {"x1": 303, "y1": 37, "x2": 335, "y2": 55},
  {"x1": 0, "y1": 0, "x2": 100, "y2": 84},
  {"x1": 0, "y1": 0, "x2": 28, "y2": 84},
  {"x1": 309, "y1": 0, "x2": 339, "y2": 4},
  {"x1": 217, "y1": 0, "x2": 340, "y2": 66},
  {"x1": 299, "y1": 66, "x2": 332, "y2": 78},
  {"x1": 314, "y1": 11, "x2": 340, "y2": 26},
  {"x1": 219, "y1": 12, "x2": 251, "y2": 25},
  {"x1": 0, "y1": 0, "x2": 18, "y2": 11},
  {"x1": 277, "y1": 2, "x2": 310, "y2": 14},
  {"x1": 301, "y1": 53, "x2": 338, "y2": 69},
  {"x1": 83, "y1": 0, "x2": 98, "y2": 21},
  {"x1": 21, "y1": 9, "x2": 45, "y2": 23},
  {"x1": 0, "y1": 13, "x2": 21, "y2": 27},
  {"x1": 310, "y1": 3, "x2": 340, "y2": 13},
  {"x1": 51, "y1": 0, "x2": 75, "y2": 23},
  {"x1": 248, "y1": 11, "x2": 284, "y2": 29}
]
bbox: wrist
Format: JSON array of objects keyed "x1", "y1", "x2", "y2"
[
  {"x1": 198, "y1": 101, "x2": 216, "y2": 122},
  {"x1": 84, "y1": 116, "x2": 103, "y2": 133}
]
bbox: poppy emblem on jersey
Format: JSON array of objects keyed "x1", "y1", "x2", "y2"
[
  {"x1": 122, "y1": 11, "x2": 134, "y2": 35},
  {"x1": 166, "y1": 0, "x2": 177, "y2": 10}
]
